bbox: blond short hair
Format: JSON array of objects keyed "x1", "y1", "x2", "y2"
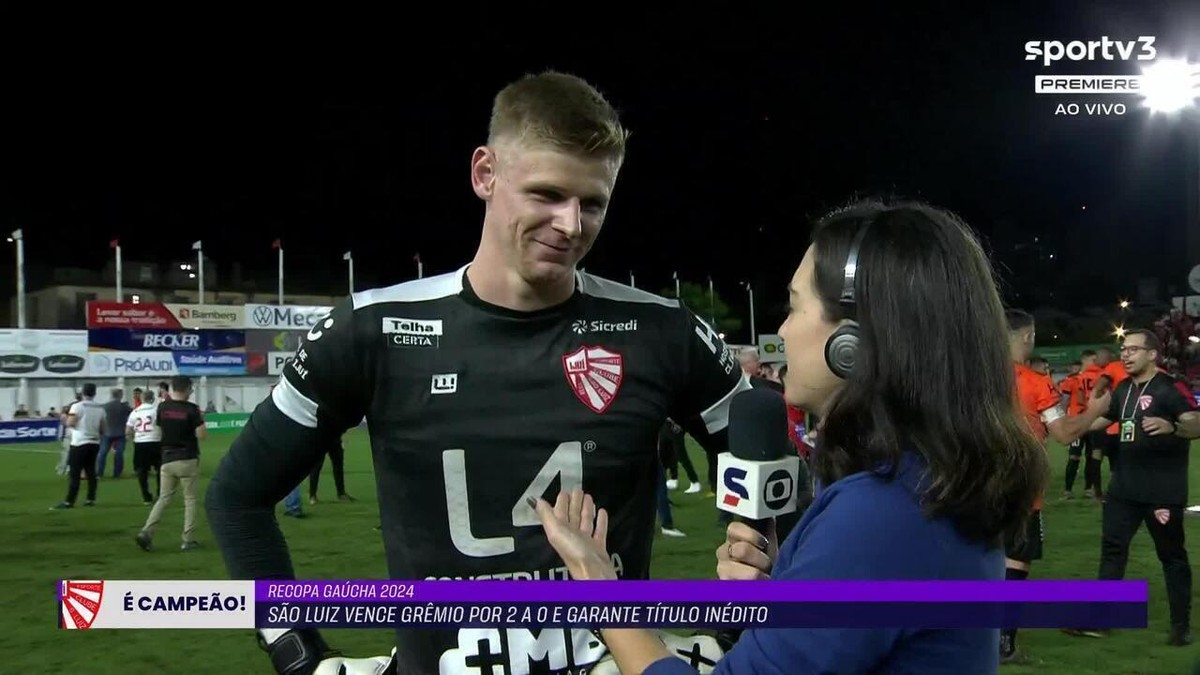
[{"x1": 489, "y1": 71, "x2": 629, "y2": 161}]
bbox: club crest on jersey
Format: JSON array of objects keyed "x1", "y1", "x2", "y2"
[
  {"x1": 562, "y1": 346, "x2": 624, "y2": 414},
  {"x1": 60, "y1": 580, "x2": 104, "y2": 629},
  {"x1": 1138, "y1": 395, "x2": 1153, "y2": 410}
]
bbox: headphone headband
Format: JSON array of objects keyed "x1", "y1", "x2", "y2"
[{"x1": 838, "y1": 222, "x2": 873, "y2": 310}]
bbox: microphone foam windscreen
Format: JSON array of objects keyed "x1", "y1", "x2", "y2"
[{"x1": 728, "y1": 386, "x2": 791, "y2": 462}]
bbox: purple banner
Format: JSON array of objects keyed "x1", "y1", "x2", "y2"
[
  {"x1": 256, "y1": 601, "x2": 1146, "y2": 630},
  {"x1": 255, "y1": 580, "x2": 1147, "y2": 604}
]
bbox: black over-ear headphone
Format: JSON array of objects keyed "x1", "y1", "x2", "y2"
[{"x1": 824, "y1": 223, "x2": 872, "y2": 379}]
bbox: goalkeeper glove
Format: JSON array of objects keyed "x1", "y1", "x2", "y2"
[{"x1": 259, "y1": 629, "x2": 395, "y2": 675}]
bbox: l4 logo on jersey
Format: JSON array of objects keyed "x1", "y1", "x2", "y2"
[{"x1": 562, "y1": 346, "x2": 624, "y2": 413}]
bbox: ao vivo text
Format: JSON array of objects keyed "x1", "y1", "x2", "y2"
[{"x1": 1055, "y1": 103, "x2": 1127, "y2": 116}]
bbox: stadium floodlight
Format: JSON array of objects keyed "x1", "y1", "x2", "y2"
[
  {"x1": 1113, "y1": 325, "x2": 1127, "y2": 339},
  {"x1": 1189, "y1": 335, "x2": 1200, "y2": 344},
  {"x1": 1139, "y1": 58, "x2": 1200, "y2": 113},
  {"x1": 1119, "y1": 299, "x2": 1130, "y2": 309}
]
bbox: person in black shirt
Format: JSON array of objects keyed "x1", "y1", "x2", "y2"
[
  {"x1": 308, "y1": 438, "x2": 353, "y2": 504},
  {"x1": 1067, "y1": 329, "x2": 1200, "y2": 646},
  {"x1": 205, "y1": 71, "x2": 748, "y2": 674},
  {"x1": 135, "y1": 376, "x2": 207, "y2": 552}
]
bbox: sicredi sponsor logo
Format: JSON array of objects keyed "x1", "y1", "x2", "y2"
[
  {"x1": 1024, "y1": 36, "x2": 1156, "y2": 67},
  {"x1": 573, "y1": 319, "x2": 638, "y2": 334},
  {"x1": 382, "y1": 317, "x2": 443, "y2": 349},
  {"x1": 143, "y1": 333, "x2": 201, "y2": 349}
]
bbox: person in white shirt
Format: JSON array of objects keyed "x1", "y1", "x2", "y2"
[
  {"x1": 126, "y1": 390, "x2": 163, "y2": 505},
  {"x1": 51, "y1": 383, "x2": 105, "y2": 510},
  {"x1": 54, "y1": 396, "x2": 80, "y2": 476}
]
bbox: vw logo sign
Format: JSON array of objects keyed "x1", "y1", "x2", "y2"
[{"x1": 252, "y1": 306, "x2": 274, "y2": 327}]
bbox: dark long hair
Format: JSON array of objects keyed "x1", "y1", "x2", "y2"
[{"x1": 809, "y1": 199, "x2": 1048, "y2": 544}]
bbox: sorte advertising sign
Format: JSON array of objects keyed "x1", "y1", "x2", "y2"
[
  {"x1": 0, "y1": 330, "x2": 89, "y2": 378},
  {"x1": 244, "y1": 304, "x2": 332, "y2": 330}
]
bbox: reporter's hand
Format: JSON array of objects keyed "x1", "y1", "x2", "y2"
[
  {"x1": 716, "y1": 521, "x2": 777, "y2": 581},
  {"x1": 532, "y1": 487, "x2": 616, "y2": 581},
  {"x1": 313, "y1": 650, "x2": 395, "y2": 675}
]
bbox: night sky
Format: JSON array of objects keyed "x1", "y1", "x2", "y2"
[{"x1": 1, "y1": 4, "x2": 1198, "y2": 339}]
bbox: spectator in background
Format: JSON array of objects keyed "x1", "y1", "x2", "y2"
[
  {"x1": 131, "y1": 387, "x2": 143, "y2": 409},
  {"x1": 135, "y1": 376, "x2": 206, "y2": 552},
  {"x1": 1028, "y1": 356, "x2": 1049, "y2": 376},
  {"x1": 737, "y1": 347, "x2": 761, "y2": 378},
  {"x1": 13, "y1": 404, "x2": 29, "y2": 419},
  {"x1": 127, "y1": 390, "x2": 162, "y2": 505},
  {"x1": 51, "y1": 384, "x2": 104, "y2": 510},
  {"x1": 659, "y1": 418, "x2": 701, "y2": 494},
  {"x1": 55, "y1": 393, "x2": 82, "y2": 475},
  {"x1": 309, "y1": 438, "x2": 354, "y2": 504},
  {"x1": 97, "y1": 388, "x2": 132, "y2": 478},
  {"x1": 655, "y1": 458, "x2": 686, "y2": 538}
]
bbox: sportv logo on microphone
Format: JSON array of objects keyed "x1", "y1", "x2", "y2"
[
  {"x1": 716, "y1": 453, "x2": 802, "y2": 521},
  {"x1": 722, "y1": 468, "x2": 794, "y2": 510}
]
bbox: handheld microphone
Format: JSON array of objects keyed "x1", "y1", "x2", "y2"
[{"x1": 716, "y1": 387, "x2": 801, "y2": 540}]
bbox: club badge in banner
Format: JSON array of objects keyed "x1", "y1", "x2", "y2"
[
  {"x1": 0, "y1": 329, "x2": 89, "y2": 378},
  {"x1": 59, "y1": 580, "x2": 254, "y2": 630},
  {"x1": 244, "y1": 304, "x2": 332, "y2": 331},
  {"x1": 88, "y1": 329, "x2": 246, "y2": 353},
  {"x1": 758, "y1": 334, "x2": 785, "y2": 364}
]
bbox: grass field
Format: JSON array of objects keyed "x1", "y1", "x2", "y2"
[{"x1": 2, "y1": 432, "x2": 1197, "y2": 674}]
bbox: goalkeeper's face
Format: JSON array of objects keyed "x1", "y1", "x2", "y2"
[{"x1": 474, "y1": 138, "x2": 619, "y2": 286}]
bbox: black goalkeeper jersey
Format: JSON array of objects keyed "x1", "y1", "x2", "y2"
[{"x1": 208, "y1": 266, "x2": 749, "y2": 674}]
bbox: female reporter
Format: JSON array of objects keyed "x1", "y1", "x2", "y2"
[{"x1": 534, "y1": 199, "x2": 1048, "y2": 674}]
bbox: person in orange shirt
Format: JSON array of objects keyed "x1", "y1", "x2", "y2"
[
  {"x1": 1095, "y1": 346, "x2": 1129, "y2": 501},
  {"x1": 1073, "y1": 350, "x2": 1109, "y2": 500},
  {"x1": 1059, "y1": 361, "x2": 1087, "y2": 499},
  {"x1": 1003, "y1": 310, "x2": 1111, "y2": 663}
]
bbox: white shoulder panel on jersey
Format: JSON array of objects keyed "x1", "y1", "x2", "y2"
[
  {"x1": 577, "y1": 272, "x2": 680, "y2": 308},
  {"x1": 273, "y1": 378, "x2": 319, "y2": 428},
  {"x1": 352, "y1": 266, "x2": 466, "y2": 309},
  {"x1": 699, "y1": 373, "x2": 754, "y2": 434}
]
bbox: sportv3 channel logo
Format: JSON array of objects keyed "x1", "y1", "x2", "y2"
[
  {"x1": 1025, "y1": 36, "x2": 1157, "y2": 67},
  {"x1": 1024, "y1": 35, "x2": 1193, "y2": 118}
]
